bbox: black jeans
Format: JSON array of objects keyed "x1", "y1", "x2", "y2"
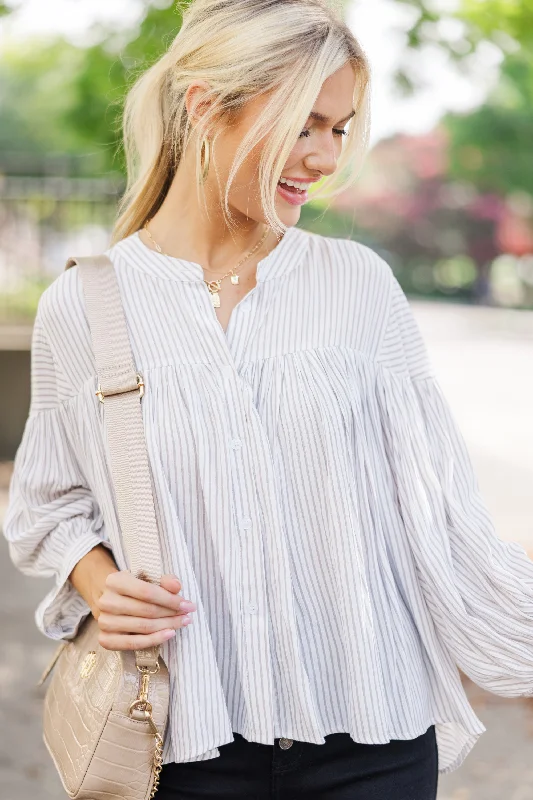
[{"x1": 155, "y1": 725, "x2": 439, "y2": 799}]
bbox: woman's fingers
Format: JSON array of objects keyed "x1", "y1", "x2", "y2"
[
  {"x1": 98, "y1": 611, "x2": 192, "y2": 634},
  {"x1": 97, "y1": 592, "x2": 183, "y2": 619},
  {"x1": 105, "y1": 571, "x2": 193, "y2": 613},
  {"x1": 159, "y1": 574, "x2": 182, "y2": 594},
  {"x1": 98, "y1": 628, "x2": 179, "y2": 652},
  {"x1": 95, "y1": 571, "x2": 197, "y2": 650}
]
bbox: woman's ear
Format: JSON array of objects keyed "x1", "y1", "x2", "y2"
[{"x1": 184, "y1": 79, "x2": 214, "y2": 129}]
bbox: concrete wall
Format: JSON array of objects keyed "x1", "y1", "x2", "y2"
[{"x1": 0, "y1": 326, "x2": 32, "y2": 460}]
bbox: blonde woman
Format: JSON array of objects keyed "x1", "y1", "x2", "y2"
[{"x1": 5, "y1": 0, "x2": 533, "y2": 798}]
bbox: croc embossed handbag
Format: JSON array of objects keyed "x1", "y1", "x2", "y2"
[{"x1": 36, "y1": 252, "x2": 170, "y2": 800}]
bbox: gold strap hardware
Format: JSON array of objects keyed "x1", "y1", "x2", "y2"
[
  {"x1": 128, "y1": 663, "x2": 160, "y2": 718},
  {"x1": 138, "y1": 663, "x2": 161, "y2": 675},
  {"x1": 139, "y1": 670, "x2": 151, "y2": 704},
  {"x1": 95, "y1": 372, "x2": 145, "y2": 404},
  {"x1": 128, "y1": 661, "x2": 164, "y2": 798}
]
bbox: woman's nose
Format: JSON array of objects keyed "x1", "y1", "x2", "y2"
[{"x1": 307, "y1": 137, "x2": 338, "y2": 177}]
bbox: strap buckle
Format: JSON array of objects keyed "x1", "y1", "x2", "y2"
[{"x1": 95, "y1": 372, "x2": 145, "y2": 404}]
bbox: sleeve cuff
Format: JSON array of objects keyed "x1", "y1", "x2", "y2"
[{"x1": 35, "y1": 534, "x2": 113, "y2": 641}]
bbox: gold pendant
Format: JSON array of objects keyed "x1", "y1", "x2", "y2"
[
  {"x1": 206, "y1": 279, "x2": 222, "y2": 308},
  {"x1": 231, "y1": 274, "x2": 239, "y2": 285}
]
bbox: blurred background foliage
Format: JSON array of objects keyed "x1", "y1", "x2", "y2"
[{"x1": 0, "y1": 0, "x2": 532, "y2": 319}]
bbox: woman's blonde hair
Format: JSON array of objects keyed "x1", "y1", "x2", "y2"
[{"x1": 111, "y1": 0, "x2": 371, "y2": 245}]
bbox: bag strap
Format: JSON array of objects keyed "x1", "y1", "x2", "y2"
[{"x1": 65, "y1": 253, "x2": 163, "y2": 671}]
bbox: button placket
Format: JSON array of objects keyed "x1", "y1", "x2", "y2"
[
  {"x1": 223, "y1": 289, "x2": 258, "y2": 367},
  {"x1": 221, "y1": 363, "x2": 274, "y2": 739}
]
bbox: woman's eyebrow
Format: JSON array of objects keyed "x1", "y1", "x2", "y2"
[{"x1": 308, "y1": 109, "x2": 356, "y2": 125}]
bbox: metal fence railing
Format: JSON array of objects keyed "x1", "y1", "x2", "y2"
[{"x1": 0, "y1": 173, "x2": 124, "y2": 322}]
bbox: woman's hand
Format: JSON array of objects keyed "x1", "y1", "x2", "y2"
[{"x1": 95, "y1": 571, "x2": 196, "y2": 651}]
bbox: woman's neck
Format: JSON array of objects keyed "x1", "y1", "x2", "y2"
[{"x1": 142, "y1": 169, "x2": 276, "y2": 274}]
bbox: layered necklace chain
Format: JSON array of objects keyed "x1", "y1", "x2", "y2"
[{"x1": 142, "y1": 220, "x2": 271, "y2": 309}]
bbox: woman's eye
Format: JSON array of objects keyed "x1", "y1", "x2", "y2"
[{"x1": 298, "y1": 128, "x2": 348, "y2": 139}]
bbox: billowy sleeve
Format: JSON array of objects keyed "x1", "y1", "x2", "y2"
[
  {"x1": 3, "y1": 303, "x2": 110, "y2": 640},
  {"x1": 376, "y1": 270, "x2": 533, "y2": 696}
]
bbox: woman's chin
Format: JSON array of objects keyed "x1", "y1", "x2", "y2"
[{"x1": 275, "y1": 197, "x2": 302, "y2": 222}]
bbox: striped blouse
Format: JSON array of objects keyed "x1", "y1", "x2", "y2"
[{"x1": 4, "y1": 223, "x2": 533, "y2": 775}]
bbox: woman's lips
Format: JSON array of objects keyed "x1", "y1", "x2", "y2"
[{"x1": 276, "y1": 181, "x2": 309, "y2": 206}]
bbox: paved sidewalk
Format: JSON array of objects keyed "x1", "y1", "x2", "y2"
[{"x1": 0, "y1": 300, "x2": 532, "y2": 799}]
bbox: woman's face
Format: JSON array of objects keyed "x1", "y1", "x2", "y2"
[{"x1": 188, "y1": 61, "x2": 358, "y2": 228}]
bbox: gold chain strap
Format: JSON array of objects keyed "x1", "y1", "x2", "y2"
[
  {"x1": 128, "y1": 663, "x2": 165, "y2": 799},
  {"x1": 149, "y1": 731, "x2": 164, "y2": 799}
]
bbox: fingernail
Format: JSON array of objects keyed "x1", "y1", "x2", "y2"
[
  {"x1": 163, "y1": 629, "x2": 176, "y2": 639},
  {"x1": 180, "y1": 600, "x2": 196, "y2": 612},
  {"x1": 182, "y1": 615, "x2": 192, "y2": 626}
]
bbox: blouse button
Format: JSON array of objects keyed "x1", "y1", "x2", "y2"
[
  {"x1": 246, "y1": 604, "x2": 258, "y2": 614},
  {"x1": 231, "y1": 438, "x2": 242, "y2": 450},
  {"x1": 240, "y1": 517, "x2": 252, "y2": 530}
]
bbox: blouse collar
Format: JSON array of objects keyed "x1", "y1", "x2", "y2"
[{"x1": 113, "y1": 224, "x2": 309, "y2": 284}]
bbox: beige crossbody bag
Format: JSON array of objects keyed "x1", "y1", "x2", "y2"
[{"x1": 36, "y1": 253, "x2": 170, "y2": 800}]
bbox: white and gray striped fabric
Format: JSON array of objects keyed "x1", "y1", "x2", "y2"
[{"x1": 4, "y1": 224, "x2": 533, "y2": 774}]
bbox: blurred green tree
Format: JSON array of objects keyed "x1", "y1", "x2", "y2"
[
  {"x1": 0, "y1": 1, "x2": 186, "y2": 176},
  {"x1": 391, "y1": 0, "x2": 533, "y2": 93},
  {"x1": 445, "y1": 52, "x2": 533, "y2": 196},
  {"x1": 0, "y1": 0, "x2": 531, "y2": 182}
]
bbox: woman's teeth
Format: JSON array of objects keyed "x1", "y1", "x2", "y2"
[{"x1": 278, "y1": 177, "x2": 306, "y2": 193}]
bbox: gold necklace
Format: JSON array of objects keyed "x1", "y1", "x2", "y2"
[{"x1": 142, "y1": 220, "x2": 271, "y2": 308}]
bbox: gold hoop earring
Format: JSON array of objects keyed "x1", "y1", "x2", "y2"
[{"x1": 201, "y1": 137, "x2": 210, "y2": 182}]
